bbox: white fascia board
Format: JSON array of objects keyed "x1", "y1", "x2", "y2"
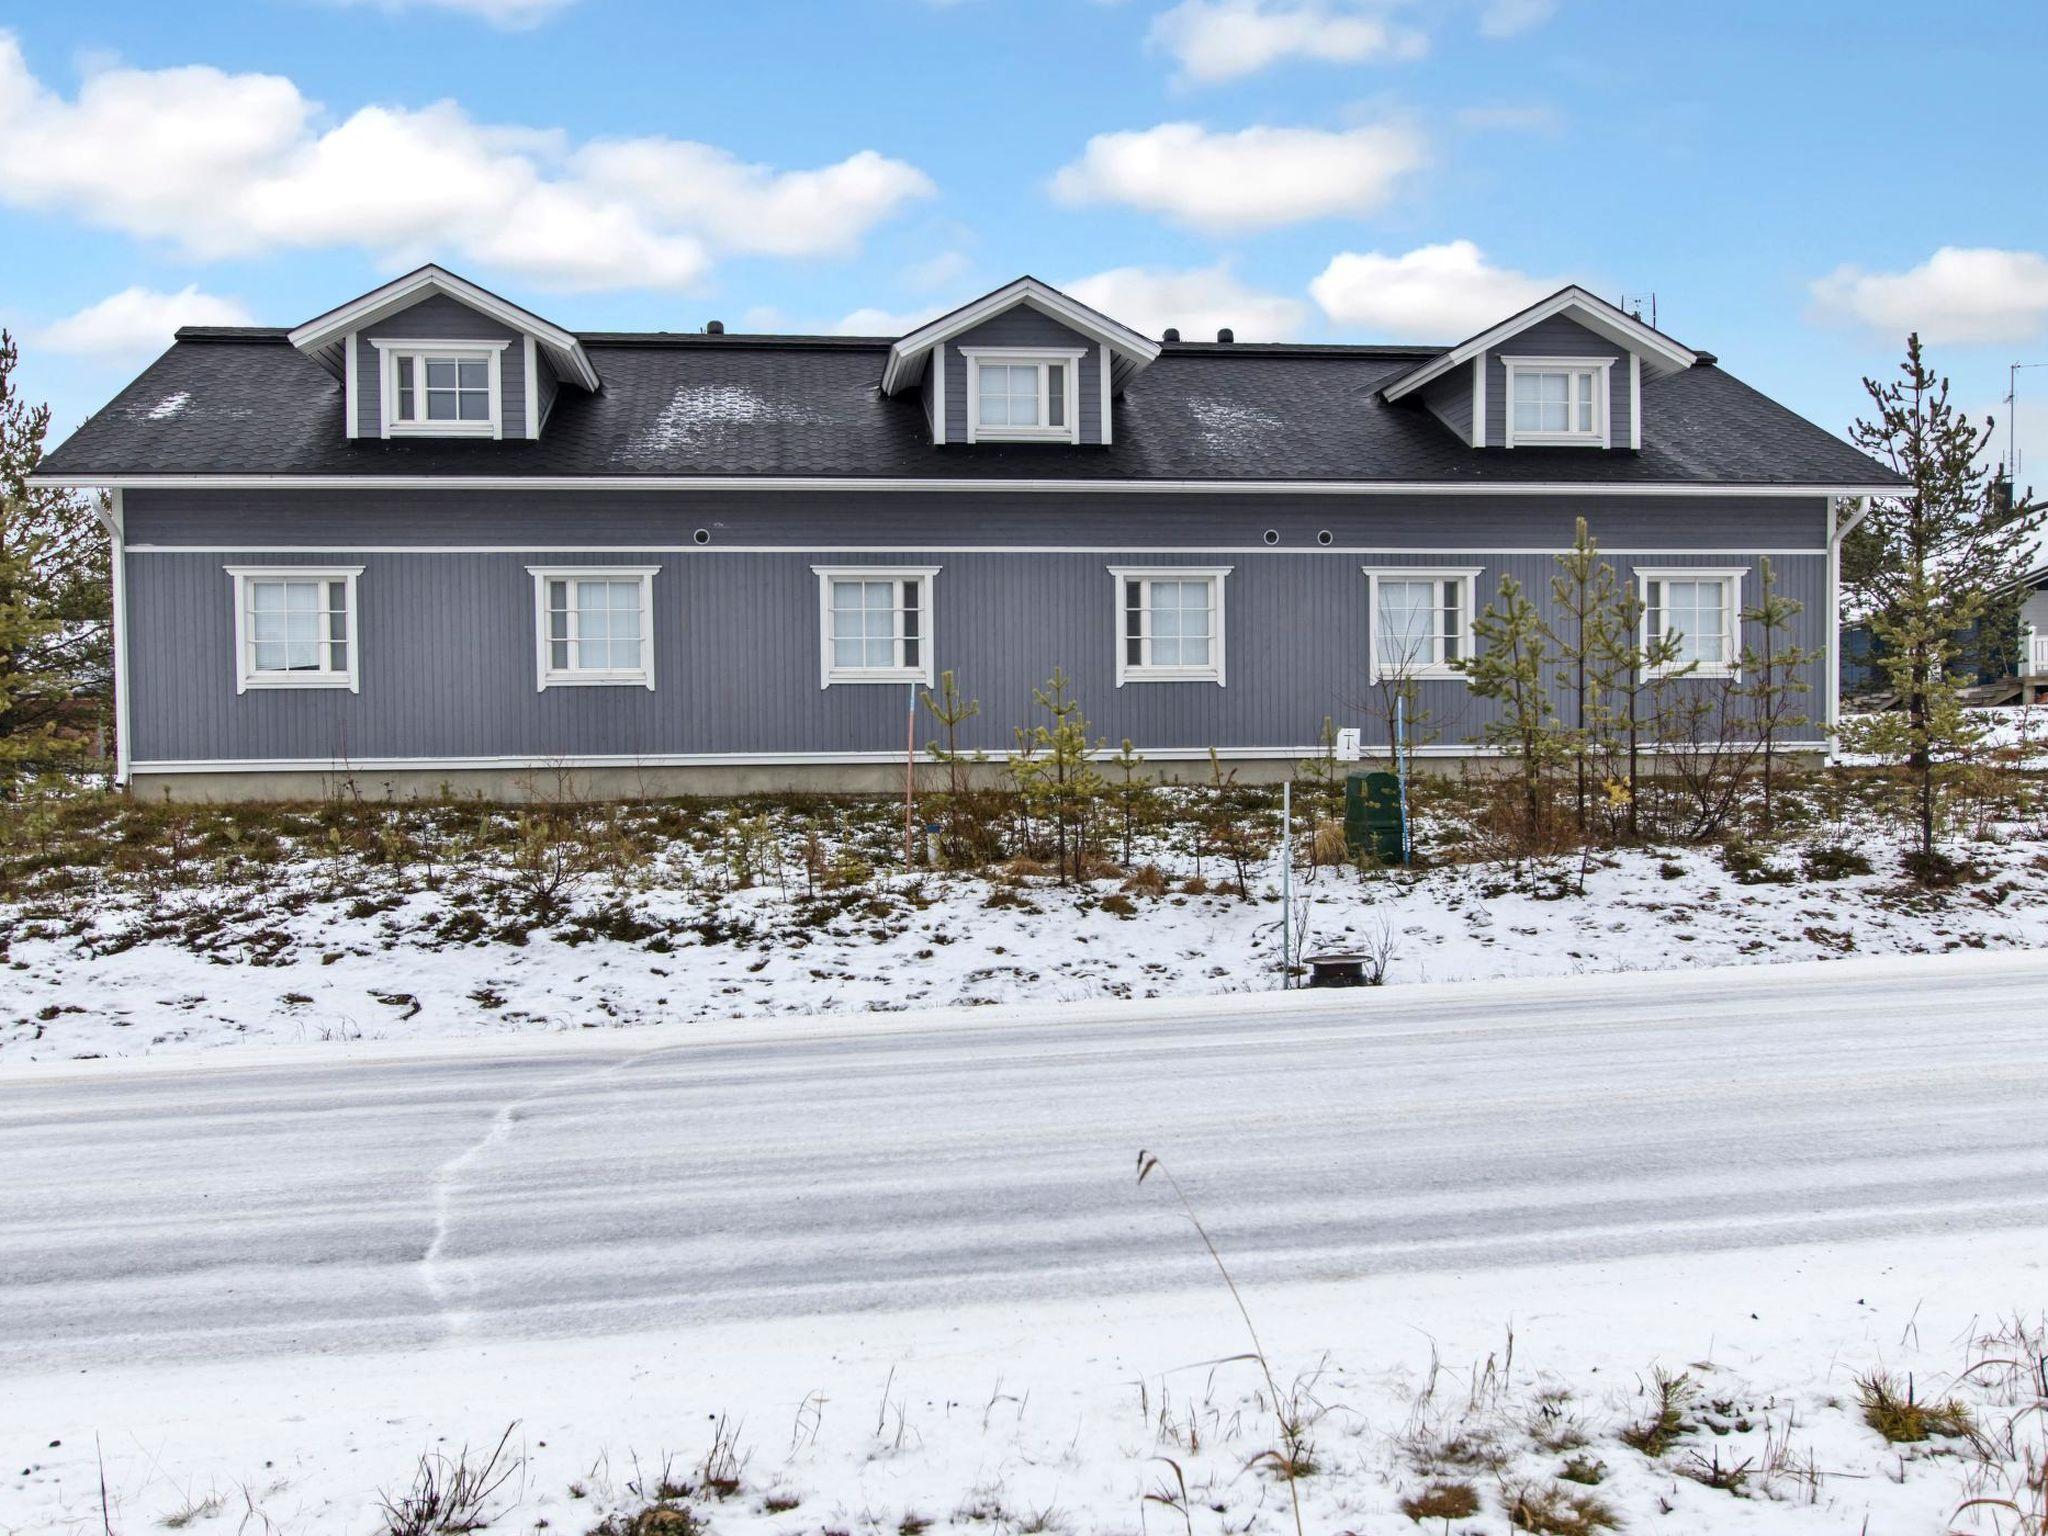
[
  {"x1": 31, "y1": 473, "x2": 1914, "y2": 498},
  {"x1": 1382, "y1": 286, "x2": 1698, "y2": 403},
  {"x1": 881, "y1": 277, "x2": 1161, "y2": 396},
  {"x1": 288, "y1": 264, "x2": 601, "y2": 392}
]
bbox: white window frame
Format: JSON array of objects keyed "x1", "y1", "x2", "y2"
[
  {"x1": 226, "y1": 565, "x2": 363, "y2": 695},
  {"x1": 812, "y1": 565, "x2": 940, "y2": 688},
  {"x1": 1110, "y1": 566, "x2": 1230, "y2": 687},
  {"x1": 372, "y1": 338, "x2": 509, "y2": 440},
  {"x1": 526, "y1": 565, "x2": 659, "y2": 691},
  {"x1": 1638, "y1": 566, "x2": 1745, "y2": 679},
  {"x1": 1363, "y1": 567, "x2": 1483, "y2": 682},
  {"x1": 960, "y1": 347, "x2": 1084, "y2": 445},
  {"x1": 1502, "y1": 356, "x2": 1613, "y2": 448}
]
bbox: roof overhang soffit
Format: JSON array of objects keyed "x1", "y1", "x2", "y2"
[
  {"x1": 879, "y1": 278, "x2": 1162, "y2": 396},
  {"x1": 286, "y1": 264, "x2": 602, "y2": 392},
  {"x1": 1379, "y1": 287, "x2": 1698, "y2": 403}
]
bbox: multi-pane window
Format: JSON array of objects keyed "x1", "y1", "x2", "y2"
[
  {"x1": 812, "y1": 567, "x2": 938, "y2": 685},
  {"x1": 1371, "y1": 574, "x2": 1474, "y2": 679},
  {"x1": 377, "y1": 342, "x2": 502, "y2": 436},
  {"x1": 965, "y1": 351, "x2": 1078, "y2": 442},
  {"x1": 1641, "y1": 570, "x2": 1742, "y2": 675},
  {"x1": 527, "y1": 567, "x2": 658, "y2": 689},
  {"x1": 1112, "y1": 568, "x2": 1229, "y2": 684},
  {"x1": 1506, "y1": 359, "x2": 1607, "y2": 445},
  {"x1": 227, "y1": 566, "x2": 362, "y2": 693}
]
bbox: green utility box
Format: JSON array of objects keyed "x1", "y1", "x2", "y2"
[{"x1": 1343, "y1": 770, "x2": 1406, "y2": 864}]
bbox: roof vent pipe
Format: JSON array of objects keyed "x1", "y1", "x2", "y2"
[
  {"x1": 706, "y1": 320, "x2": 725, "y2": 334},
  {"x1": 1216, "y1": 327, "x2": 1234, "y2": 343},
  {"x1": 1162, "y1": 327, "x2": 1181, "y2": 342}
]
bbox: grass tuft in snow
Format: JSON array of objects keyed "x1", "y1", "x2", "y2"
[
  {"x1": 1398, "y1": 1480, "x2": 1480, "y2": 1523},
  {"x1": 1618, "y1": 1366, "x2": 1697, "y2": 1458},
  {"x1": 1858, "y1": 1369, "x2": 1978, "y2": 1444},
  {"x1": 376, "y1": 1423, "x2": 520, "y2": 1536},
  {"x1": 1499, "y1": 1477, "x2": 1620, "y2": 1533}
]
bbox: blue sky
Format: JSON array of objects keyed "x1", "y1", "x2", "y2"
[{"x1": 5, "y1": 0, "x2": 2047, "y2": 473}]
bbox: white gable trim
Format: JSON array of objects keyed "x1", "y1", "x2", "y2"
[
  {"x1": 289, "y1": 263, "x2": 601, "y2": 392},
  {"x1": 1381, "y1": 287, "x2": 1696, "y2": 403},
  {"x1": 881, "y1": 277, "x2": 1160, "y2": 396}
]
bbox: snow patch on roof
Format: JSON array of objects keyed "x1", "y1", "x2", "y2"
[
  {"x1": 630, "y1": 383, "x2": 829, "y2": 455},
  {"x1": 144, "y1": 391, "x2": 192, "y2": 421},
  {"x1": 1185, "y1": 397, "x2": 1284, "y2": 452}
]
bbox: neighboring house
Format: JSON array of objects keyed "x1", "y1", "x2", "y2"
[
  {"x1": 31, "y1": 266, "x2": 1904, "y2": 801},
  {"x1": 1842, "y1": 564, "x2": 2048, "y2": 701}
]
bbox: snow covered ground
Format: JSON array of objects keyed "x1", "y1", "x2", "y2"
[
  {"x1": 5, "y1": 955, "x2": 2045, "y2": 1535},
  {"x1": 9, "y1": 808, "x2": 2048, "y2": 1066}
]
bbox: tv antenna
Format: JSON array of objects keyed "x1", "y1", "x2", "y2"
[
  {"x1": 1619, "y1": 292, "x2": 1657, "y2": 329},
  {"x1": 2007, "y1": 360, "x2": 2048, "y2": 484}
]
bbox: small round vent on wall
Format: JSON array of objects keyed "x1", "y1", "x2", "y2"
[
  {"x1": 693, "y1": 528, "x2": 711, "y2": 545},
  {"x1": 1317, "y1": 529, "x2": 1334, "y2": 546},
  {"x1": 1263, "y1": 528, "x2": 1280, "y2": 545}
]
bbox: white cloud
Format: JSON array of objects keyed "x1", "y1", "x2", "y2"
[
  {"x1": 1454, "y1": 103, "x2": 1559, "y2": 133},
  {"x1": 1148, "y1": 0, "x2": 1426, "y2": 86},
  {"x1": 1809, "y1": 247, "x2": 2048, "y2": 345},
  {"x1": 1063, "y1": 262, "x2": 1305, "y2": 341},
  {"x1": 1309, "y1": 240, "x2": 1558, "y2": 339},
  {"x1": 37, "y1": 284, "x2": 254, "y2": 358},
  {"x1": 1477, "y1": 0, "x2": 1556, "y2": 38},
  {"x1": 832, "y1": 304, "x2": 951, "y2": 336},
  {"x1": 0, "y1": 33, "x2": 933, "y2": 292},
  {"x1": 1051, "y1": 120, "x2": 1425, "y2": 232},
  {"x1": 327, "y1": 0, "x2": 577, "y2": 28}
]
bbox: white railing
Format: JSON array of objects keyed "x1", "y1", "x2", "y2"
[{"x1": 2030, "y1": 633, "x2": 2048, "y2": 676}]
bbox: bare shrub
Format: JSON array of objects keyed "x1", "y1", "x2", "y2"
[{"x1": 376, "y1": 1424, "x2": 520, "y2": 1536}]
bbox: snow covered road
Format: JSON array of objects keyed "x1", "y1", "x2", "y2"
[{"x1": 7, "y1": 951, "x2": 2044, "y2": 1381}]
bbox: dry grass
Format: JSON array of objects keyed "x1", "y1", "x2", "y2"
[
  {"x1": 1619, "y1": 1367, "x2": 1696, "y2": 1458},
  {"x1": 376, "y1": 1425, "x2": 521, "y2": 1536},
  {"x1": 1398, "y1": 1481, "x2": 1480, "y2": 1523},
  {"x1": 1499, "y1": 1479, "x2": 1619, "y2": 1534},
  {"x1": 1858, "y1": 1371, "x2": 1978, "y2": 1444}
]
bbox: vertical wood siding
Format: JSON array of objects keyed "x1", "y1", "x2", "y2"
[
  {"x1": 943, "y1": 307, "x2": 1105, "y2": 446},
  {"x1": 352, "y1": 293, "x2": 526, "y2": 439},
  {"x1": 125, "y1": 544, "x2": 1829, "y2": 764},
  {"x1": 1484, "y1": 314, "x2": 1633, "y2": 449}
]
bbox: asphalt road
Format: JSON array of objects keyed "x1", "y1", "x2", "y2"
[{"x1": 6, "y1": 953, "x2": 2045, "y2": 1375}]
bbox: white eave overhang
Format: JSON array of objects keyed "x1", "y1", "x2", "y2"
[
  {"x1": 879, "y1": 277, "x2": 1162, "y2": 396},
  {"x1": 1379, "y1": 286, "x2": 1699, "y2": 403},
  {"x1": 286, "y1": 264, "x2": 602, "y2": 392}
]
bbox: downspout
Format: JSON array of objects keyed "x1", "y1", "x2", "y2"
[
  {"x1": 1826, "y1": 494, "x2": 1872, "y2": 763},
  {"x1": 94, "y1": 489, "x2": 131, "y2": 790}
]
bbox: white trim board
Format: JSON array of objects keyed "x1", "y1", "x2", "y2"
[
  {"x1": 129, "y1": 738, "x2": 1830, "y2": 776},
  {"x1": 1380, "y1": 285, "x2": 1697, "y2": 402},
  {"x1": 289, "y1": 262, "x2": 601, "y2": 392},
  {"x1": 880, "y1": 275, "x2": 1160, "y2": 395},
  {"x1": 32, "y1": 474, "x2": 1904, "y2": 497},
  {"x1": 126, "y1": 544, "x2": 1834, "y2": 556}
]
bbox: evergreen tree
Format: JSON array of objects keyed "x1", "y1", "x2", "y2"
[
  {"x1": 0, "y1": 330, "x2": 110, "y2": 782},
  {"x1": 1546, "y1": 517, "x2": 1621, "y2": 831},
  {"x1": 1007, "y1": 667, "x2": 1104, "y2": 883},
  {"x1": 1839, "y1": 335, "x2": 2040, "y2": 869},
  {"x1": 1457, "y1": 572, "x2": 1563, "y2": 837},
  {"x1": 921, "y1": 669, "x2": 981, "y2": 798},
  {"x1": 1844, "y1": 335, "x2": 2044, "y2": 683},
  {"x1": 1103, "y1": 738, "x2": 1154, "y2": 867},
  {"x1": 1736, "y1": 558, "x2": 1816, "y2": 834}
]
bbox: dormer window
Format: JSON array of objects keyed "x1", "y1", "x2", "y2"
[
  {"x1": 1502, "y1": 356, "x2": 1614, "y2": 448},
  {"x1": 372, "y1": 339, "x2": 508, "y2": 439},
  {"x1": 961, "y1": 347, "x2": 1084, "y2": 444}
]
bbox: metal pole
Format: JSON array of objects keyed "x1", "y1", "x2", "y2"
[
  {"x1": 1280, "y1": 775, "x2": 1292, "y2": 988},
  {"x1": 1396, "y1": 693, "x2": 1412, "y2": 866},
  {"x1": 904, "y1": 679, "x2": 917, "y2": 868}
]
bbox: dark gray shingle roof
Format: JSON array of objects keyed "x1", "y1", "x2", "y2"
[{"x1": 36, "y1": 329, "x2": 1903, "y2": 488}]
